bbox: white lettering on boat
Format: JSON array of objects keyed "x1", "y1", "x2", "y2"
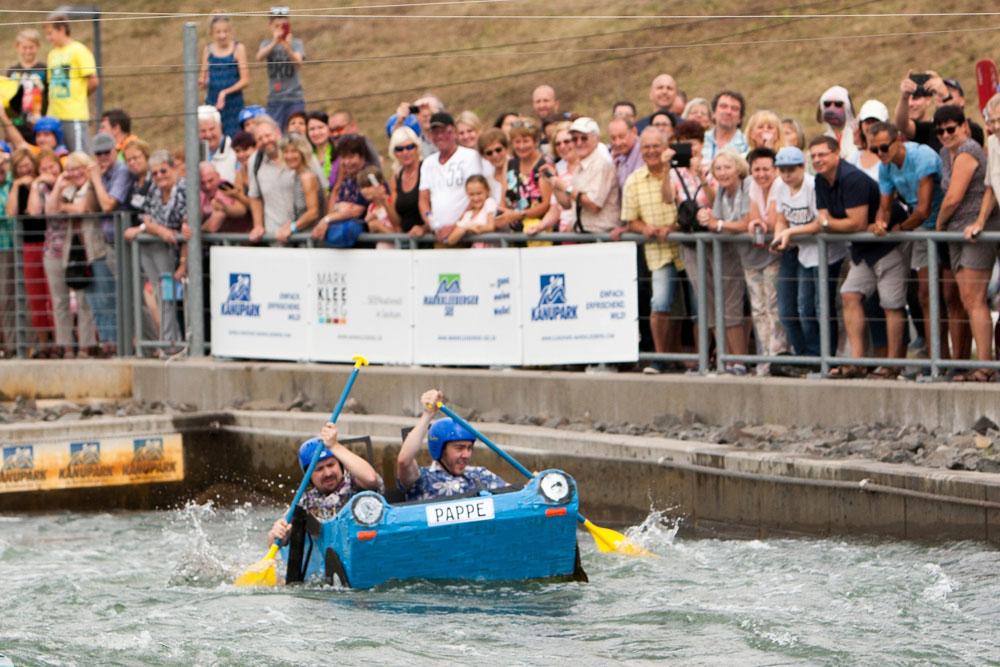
[{"x1": 425, "y1": 497, "x2": 495, "y2": 527}]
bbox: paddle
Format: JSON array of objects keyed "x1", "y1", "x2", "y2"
[
  {"x1": 436, "y1": 402, "x2": 651, "y2": 557},
  {"x1": 975, "y1": 59, "x2": 999, "y2": 119},
  {"x1": 234, "y1": 355, "x2": 370, "y2": 586}
]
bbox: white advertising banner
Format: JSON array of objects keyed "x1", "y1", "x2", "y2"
[
  {"x1": 520, "y1": 243, "x2": 638, "y2": 365},
  {"x1": 412, "y1": 249, "x2": 522, "y2": 366},
  {"x1": 309, "y1": 249, "x2": 412, "y2": 364},
  {"x1": 210, "y1": 246, "x2": 311, "y2": 361}
]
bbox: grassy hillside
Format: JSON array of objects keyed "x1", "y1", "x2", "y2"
[{"x1": 3, "y1": 0, "x2": 997, "y2": 156}]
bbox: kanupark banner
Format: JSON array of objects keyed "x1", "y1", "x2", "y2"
[
  {"x1": 0, "y1": 434, "x2": 184, "y2": 493},
  {"x1": 309, "y1": 249, "x2": 412, "y2": 364},
  {"x1": 520, "y1": 243, "x2": 639, "y2": 365},
  {"x1": 412, "y1": 248, "x2": 522, "y2": 366},
  {"x1": 211, "y1": 246, "x2": 311, "y2": 361}
]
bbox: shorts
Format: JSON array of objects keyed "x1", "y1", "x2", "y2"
[
  {"x1": 650, "y1": 263, "x2": 680, "y2": 313},
  {"x1": 909, "y1": 239, "x2": 952, "y2": 272},
  {"x1": 840, "y1": 246, "x2": 908, "y2": 310},
  {"x1": 949, "y1": 238, "x2": 999, "y2": 272}
]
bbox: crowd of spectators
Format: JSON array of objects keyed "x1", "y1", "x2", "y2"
[{"x1": 1, "y1": 10, "x2": 999, "y2": 381}]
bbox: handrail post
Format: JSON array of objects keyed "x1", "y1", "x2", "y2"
[
  {"x1": 712, "y1": 237, "x2": 725, "y2": 373},
  {"x1": 183, "y1": 22, "x2": 205, "y2": 356},
  {"x1": 696, "y1": 237, "x2": 709, "y2": 374},
  {"x1": 817, "y1": 235, "x2": 830, "y2": 377},
  {"x1": 927, "y1": 238, "x2": 941, "y2": 379}
]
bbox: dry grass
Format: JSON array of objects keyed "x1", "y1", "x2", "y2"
[{"x1": 3, "y1": 0, "x2": 997, "y2": 155}]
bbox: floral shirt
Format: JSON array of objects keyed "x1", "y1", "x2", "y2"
[
  {"x1": 299, "y1": 471, "x2": 386, "y2": 521},
  {"x1": 504, "y1": 155, "x2": 554, "y2": 212},
  {"x1": 142, "y1": 178, "x2": 187, "y2": 231},
  {"x1": 403, "y1": 460, "x2": 506, "y2": 502}
]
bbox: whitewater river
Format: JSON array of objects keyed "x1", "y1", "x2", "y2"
[{"x1": 1, "y1": 504, "x2": 998, "y2": 665}]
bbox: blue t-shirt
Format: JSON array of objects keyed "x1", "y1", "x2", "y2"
[{"x1": 878, "y1": 142, "x2": 943, "y2": 229}]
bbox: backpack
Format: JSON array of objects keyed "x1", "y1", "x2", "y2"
[{"x1": 672, "y1": 167, "x2": 703, "y2": 235}]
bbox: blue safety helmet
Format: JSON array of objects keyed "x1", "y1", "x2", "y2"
[
  {"x1": 385, "y1": 112, "x2": 422, "y2": 139},
  {"x1": 427, "y1": 418, "x2": 476, "y2": 461},
  {"x1": 238, "y1": 105, "x2": 266, "y2": 126},
  {"x1": 32, "y1": 116, "x2": 63, "y2": 146},
  {"x1": 298, "y1": 437, "x2": 337, "y2": 473}
]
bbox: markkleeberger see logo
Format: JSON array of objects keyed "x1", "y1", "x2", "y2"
[
  {"x1": 531, "y1": 273, "x2": 578, "y2": 320},
  {"x1": 424, "y1": 273, "x2": 478, "y2": 316},
  {"x1": 219, "y1": 273, "x2": 260, "y2": 317}
]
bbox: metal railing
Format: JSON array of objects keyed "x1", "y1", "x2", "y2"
[{"x1": 5, "y1": 213, "x2": 1000, "y2": 378}]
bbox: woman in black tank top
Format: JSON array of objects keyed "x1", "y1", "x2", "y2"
[{"x1": 388, "y1": 127, "x2": 423, "y2": 233}]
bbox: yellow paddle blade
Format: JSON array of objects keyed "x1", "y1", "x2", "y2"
[
  {"x1": 582, "y1": 519, "x2": 653, "y2": 557},
  {"x1": 234, "y1": 543, "x2": 279, "y2": 587}
]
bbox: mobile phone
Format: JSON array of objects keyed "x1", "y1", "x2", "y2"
[
  {"x1": 408, "y1": 104, "x2": 420, "y2": 115},
  {"x1": 219, "y1": 180, "x2": 234, "y2": 191},
  {"x1": 668, "y1": 142, "x2": 692, "y2": 168},
  {"x1": 909, "y1": 72, "x2": 931, "y2": 97},
  {"x1": 366, "y1": 173, "x2": 380, "y2": 188},
  {"x1": 280, "y1": 23, "x2": 290, "y2": 39}
]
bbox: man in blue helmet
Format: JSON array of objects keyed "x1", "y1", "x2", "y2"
[
  {"x1": 397, "y1": 389, "x2": 506, "y2": 502},
  {"x1": 238, "y1": 105, "x2": 266, "y2": 133},
  {"x1": 266, "y1": 422, "x2": 384, "y2": 545}
]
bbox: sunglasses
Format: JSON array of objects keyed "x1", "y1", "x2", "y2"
[
  {"x1": 572, "y1": 135, "x2": 590, "y2": 143},
  {"x1": 393, "y1": 144, "x2": 417, "y2": 153},
  {"x1": 935, "y1": 125, "x2": 959, "y2": 136},
  {"x1": 483, "y1": 147, "x2": 505, "y2": 157},
  {"x1": 554, "y1": 139, "x2": 573, "y2": 147},
  {"x1": 153, "y1": 168, "x2": 171, "y2": 176},
  {"x1": 868, "y1": 143, "x2": 892, "y2": 154},
  {"x1": 822, "y1": 100, "x2": 845, "y2": 108},
  {"x1": 94, "y1": 150, "x2": 111, "y2": 157}
]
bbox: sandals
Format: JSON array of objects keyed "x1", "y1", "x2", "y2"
[
  {"x1": 870, "y1": 366, "x2": 899, "y2": 379},
  {"x1": 829, "y1": 364, "x2": 866, "y2": 379},
  {"x1": 954, "y1": 368, "x2": 996, "y2": 383}
]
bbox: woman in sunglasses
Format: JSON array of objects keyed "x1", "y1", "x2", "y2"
[
  {"x1": 934, "y1": 105, "x2": 999, "y2": 380},
  {"x1": 386, "y1": 126, "x2": 424, "y2": 234},
  {"x1": 817, "y1": 86, "x2": 857, "y2": 159},
  {"x1": 477, "y1": 127, "x2": 510, "y2": 205}
]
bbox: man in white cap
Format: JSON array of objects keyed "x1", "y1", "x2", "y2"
[
  {"x1": 198, "y1": 105, "x2": 237, "y2": 182},
  {"x1": 550, "y1": 117, "x2": 620, "y2": 233}
]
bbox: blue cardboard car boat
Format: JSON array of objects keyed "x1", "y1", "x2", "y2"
[{"x1": 281, "y1": 469, "x2": 587, "y2": 588}]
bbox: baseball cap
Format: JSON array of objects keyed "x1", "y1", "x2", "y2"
[
  {"x1": 942, "y1": 78, "x2": 964, "y2": 96},
  {"x1": 569, "y1": 117, "x2": 600, "y2": 135},
  {"x1": 774, "y1": 146, "x2": 805, "y2": 167},
  {"x1": 858, "y1": 99, "x2": 889, "y2": 123},
  {"x1": 92, "y1": 133, "x2": 116, "y2": 154},
  {"x1": 428, "y1": 111, "x2": 455, "y2": 128}
]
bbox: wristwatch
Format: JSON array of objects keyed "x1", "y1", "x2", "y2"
[
  {"x1": 565, "y1": 185, "x2": 574, "y2": 196},
  {"x1": 139, "y1": 222, "x2": 147, "y2": 233},
  {"x1": 821, "y1": 216, "x2": 830, "y2": 229},
  {"x1": 290, "y1": 221, "x2": 297, "y2": 234}
]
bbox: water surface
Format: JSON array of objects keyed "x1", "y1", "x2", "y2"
[{"x1": 1, "y1": 505, "x2": 998, "y2": 665}]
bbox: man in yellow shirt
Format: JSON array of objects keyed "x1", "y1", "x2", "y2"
[{"x1": 44, "y1": 12, "x2": 98, "y2": 153}]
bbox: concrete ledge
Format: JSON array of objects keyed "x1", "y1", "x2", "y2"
[
  {"x1": 8, "y1": 410, "x2": 997, "y2": 543},
  {"x1": 0, "y1": 360, "x2": 132, "y2": 400},
  {"x1": 130, "y1": 359, "x2": 1000, "y2": 432}
]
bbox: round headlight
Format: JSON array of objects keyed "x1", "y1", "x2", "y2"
[
  {"x1": 351, "y1": 494, "x2": 384, "y2": 526},
  {"x1": 539, "y1": 472, "x2": 571, "y2": 503}
]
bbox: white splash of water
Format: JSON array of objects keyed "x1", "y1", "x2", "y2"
[
  {"x1": 623, "y1": 506, "x2": 682, "y2": 551},
  {"x1": 166, "y1": 500, "x2": 236, "y2": 586}
]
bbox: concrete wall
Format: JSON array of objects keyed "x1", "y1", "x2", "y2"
[
  {"x1": 8, "y1": 410, "x2": 997, "y2": 543},
  {"x1": 131, "y1": 360, "x2": 1000, "y2": 432},
  {"x1": 0, "y1": 360, "x2": 132, "y2": 400}
]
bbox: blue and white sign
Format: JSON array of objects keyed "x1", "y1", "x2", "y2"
[
  {"x1": 210, "y1": 247, "x2": 311, "y2": 361},
  {"x1": 520, "y1": 243, "x2": 638, "y2": 365},
  {"x1": 412, "y1": 249, "x2": 521, "y2": 366}
]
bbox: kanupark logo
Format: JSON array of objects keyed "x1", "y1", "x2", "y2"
[
  {"x1": 68, "y1": 442, "x2": 101, "y2": 465},
  {"x1": 424, "y1": 273, "x2": 479, "y2": 316},
  {"x1": 531, "y1": 273, "x2": 578, "y2": 321},
  {"x1": 124, "y1": 437, "x2": 176, "y2": 475},
  {"x1": 317, "y1": 270, "x2": 348, "y2": 324},
  {"x1": 220, "y1": 272, "x2": 261, "y2": 317},
  {"x1": 2, "y1": 445, "x2": 34, "y2": 471},
  {"x1": 61, "y1": 442, "x2": 113, "y2": 479}
]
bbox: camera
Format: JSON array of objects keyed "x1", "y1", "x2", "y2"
[
  {"x1": 909, "y1": 72, "x2": 932, "y2": 98},
  {"x1": 668, "y1": 142, "x2": 692, "y2": 168},
  {"x1": 408, "y1": 104, "x2": 420, "y2": 115}
]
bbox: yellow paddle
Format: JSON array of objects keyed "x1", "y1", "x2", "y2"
[
  {"x1": 437, "y1": 403, "x2": 652, "y2": 557},
  {"x1": 235, "y1": 356, "x2": 369, "y2": 586}
]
